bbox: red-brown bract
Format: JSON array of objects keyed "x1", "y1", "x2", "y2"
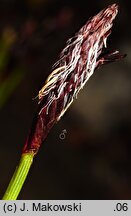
[{"x1": 23, "y1": 4, "x2": 125, "y2": 155}]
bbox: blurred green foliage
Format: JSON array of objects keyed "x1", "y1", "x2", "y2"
[
  {"x1": 0, "y1": 68, "x2": 24, "y2": 109},
  {"x1": 0, "y1": 27, "x2": 25, "y2": 110}
]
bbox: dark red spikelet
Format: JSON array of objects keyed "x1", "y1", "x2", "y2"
[{"x1": 23, "y1": 4, "x2": 125, "y2": 155}]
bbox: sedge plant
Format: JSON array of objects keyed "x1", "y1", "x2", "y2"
[{"x1": 2, "y1": 3, "x2": 125, "y2": 200}]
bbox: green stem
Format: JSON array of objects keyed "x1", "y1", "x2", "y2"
[{"x1": 2, "y1": 153, "x2": 34, "y2": 200}]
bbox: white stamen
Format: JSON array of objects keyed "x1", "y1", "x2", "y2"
[{"x1": 103, "y1": 37, "x2": 107, "y2": 48}]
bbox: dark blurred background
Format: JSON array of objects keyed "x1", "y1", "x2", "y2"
[{"x1": 0, "y1": 0, "x2": 131, "y2": 199}]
